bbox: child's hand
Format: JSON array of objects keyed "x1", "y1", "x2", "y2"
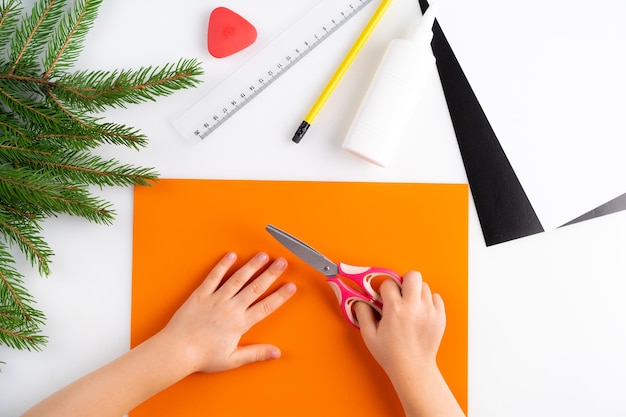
[
  {"x1": 158, "y1": 252, "x2": 297, "y2": 375},
  {"x1": 354, "y1": 271, "x2": 445, "y2": 380}
]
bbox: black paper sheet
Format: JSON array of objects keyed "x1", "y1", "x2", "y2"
[{"x1": 418, "y1": 0, "x2": 544, "y2": 246}]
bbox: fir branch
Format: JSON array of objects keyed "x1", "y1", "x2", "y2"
[
  {"x1": 23, "y1": 151, "x2": 158, "y2": 187},
  {"x1": 0, "y1": 246, "x2": 45, "y2": 320},
  {"x1": 1, "y1": 76, "x2": 147, "y2": 150},
  {"x1": 0, "y1": 312, "x2": 47, "y2": 351},
  {"x1": 0, "y1": 0, "x2": 203, "y2": 362},
  {"x1": 0, "y1": 141, "x2": 53, "y2": 166},
  {"x1": 32, "y1": 131, "x2": 140, "y2": 151},
  {"x1": 44, "y1": 0, "x2": 102, "y2": 78},
  {"x1": 0, "y1": 112, "x2": 29, "y2": 138},
  {"x1": 0, "y1": 69, "x2": 52, "y2": 85},
  {"x1": 90, "y1": 121, "x2": 147, "y2": 149},
  {"x1": 0, "y1": 166, "x2": 115, "y2": 224},
  {"x1": 0, "y1": 78, "x2": 60, "y2": 129},
  {"x1": 53, "y1": 58, "x2": 203, "y2": 112},
  {"x1": 8, "y1": 0, "x2": 67, "y2": 74},
  {"x1": 130, "y1": 59, "x2": 204, "y2": 100},
  {"x1": 0, "y1": 202, "x2": 38, "y2": 221},
  {"x1": 0, "y1": 207, "x2": 52, "y2": 274},
  {"x1": 0, "y1": 243, "x2": 47, "y2": 351},
  {"x1": 0, "y1": 0, "x2": 22, "y2": 56},
  {"x1": 45, "y1": 87, "x2": 148, "y2": 149}
]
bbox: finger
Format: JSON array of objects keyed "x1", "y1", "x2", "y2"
[
  {"x1": 217, "y1": 252, "x2": 270, "y2": 299},
  {"x1": 245, "y1": 281, "x2": 297, "y2": 326},
  {"x1": 432, "y1": 292, "x2": 445, "y2": 312},
  {"x1": 230, "y1": 344, "x2": 282, "y2": 368},
  {"x1": 421, "y1": 281, "x2": 433, "y2": 305},
  {"x1": 400, "y1": 270, "x2": 423, "y2": 303},
  {"x1": 197, "y1": 252, "x2": 237, "y2": 297},
  {"x1": 236, "y1": 258, "x2": 288, "y2": 307},
  {"x1": 354, "y1": 301, "x2": 377, "y2": 338},
  {"x1": 432, "y1": 292, "x2": 447, "y2": 329},
  {"x1": 379, "y1": 278, "x2": 402, "y2": 304}
]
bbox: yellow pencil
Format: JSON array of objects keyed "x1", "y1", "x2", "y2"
[{"x1": 292, "y1": 0, "x2": 394, "y2": 143}]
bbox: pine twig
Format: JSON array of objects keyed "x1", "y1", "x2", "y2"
[
  {"x1": 0, "y1": 0, "x2": 22, "y2": 54},
  {"x1": 8, "y1": 0, "x2": 65, "y2": 74},
  {"x1": 0, "y1": 0, "x2": 204, "y2": 363},
  {"x1": 0, "y1": 244, "x2": 47, "y2": 352},
  {"x1": 44, "y1": 0, "x2": 101, "y2": 78}
]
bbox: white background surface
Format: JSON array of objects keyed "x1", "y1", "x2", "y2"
[
  {"x1": 1, "y1": 1, "x2": 626, "y2": 416},
  {"x1": 436, "y1": 0, "x2": 626, "y2": 231}
]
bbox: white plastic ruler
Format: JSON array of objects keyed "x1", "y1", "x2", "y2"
[{"x1": 173, "y1": 0, "x2": 376, "y2": 142}]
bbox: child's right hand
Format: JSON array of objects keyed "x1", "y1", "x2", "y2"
[
  {"x1": 354, "y1": 270, "x2": 446, "y2": 379},
  {"x1": 354, "y1": 271, "x2": 465, "y2": 417}
]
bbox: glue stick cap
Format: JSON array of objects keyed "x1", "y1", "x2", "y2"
[{"x1": 409, "y1": 3, "x2": 437, "y2": 44}]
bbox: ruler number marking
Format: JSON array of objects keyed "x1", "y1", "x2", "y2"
[{"x1": 181, "y1": 0, "x2": 375, "y2": 140}]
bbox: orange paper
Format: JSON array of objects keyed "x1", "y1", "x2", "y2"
[{"x1": 131, "y1": 179, "x2": 468, "y2": 416}]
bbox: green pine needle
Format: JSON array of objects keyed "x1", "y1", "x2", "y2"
[
  {"x1": 43, "y1": 0, "x2": 102, "y2": 78},
  {"x1": 0, "y1": 243, "x2": 47, "y2": 351},
  {"x1": 55, "y1": 59, "x2": 204, "y2": 112},
  {"x1": 0, "y1": 0, "x2": 204, "y2": 364},
  {"x1": 0, "y1": 1, "x2": 22, "y2": 57}
]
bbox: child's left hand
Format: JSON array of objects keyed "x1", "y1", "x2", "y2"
[{"x1": 158, "y1": 251, "x2": 297, "y2": 374}]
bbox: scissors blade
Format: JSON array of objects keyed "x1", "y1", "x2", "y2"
[{"x1": 266, "y1": 224, "x2": 338, "y2": 277}]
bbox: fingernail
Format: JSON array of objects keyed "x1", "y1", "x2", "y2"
[
  {"x1": 284, "y1": 282, "x2": 297, "y2": 295},
  {"x1": 225, "y1": 252, "x2": 236, "y2": 261},
  {"x1": 275, "y1": 258, "x2": 287, "y2": 270},
  {"x1": 269, "y1": 347, "x2": 281, "y2": 360},
  {"x1": 255, "y1": 252, "x2": 269, "y2": 263}
]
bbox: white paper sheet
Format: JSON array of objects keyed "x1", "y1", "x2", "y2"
[{"x1": 436, "y1": 0, "x2": 626, "y2": 230}]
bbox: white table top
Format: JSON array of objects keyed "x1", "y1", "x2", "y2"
[{"x1": 2, "y1": 1, "x2": 625, "y2": 416}]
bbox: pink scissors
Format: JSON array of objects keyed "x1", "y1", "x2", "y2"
[{"x1": 266, "y1": 224, "x2": 403, "y2": 328}]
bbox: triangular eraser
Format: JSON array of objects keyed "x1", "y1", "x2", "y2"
[{"x1": 207, "y1": 7, "x2": 257, "y2": 58}]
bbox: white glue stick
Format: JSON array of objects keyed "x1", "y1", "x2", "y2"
[{"x1": 342, "y1": 4, "x2": 437, "y2": 167}]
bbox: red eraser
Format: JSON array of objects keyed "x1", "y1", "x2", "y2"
[{"x1": 207, "y1": 7, "x2": 257, "y2": 58}]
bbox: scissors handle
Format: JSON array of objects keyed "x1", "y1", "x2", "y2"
[{"x1": 327, "y1": 262, "x2": 403, "y2": 328}]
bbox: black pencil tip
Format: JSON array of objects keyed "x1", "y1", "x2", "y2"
[{"x1": 292, "y1": 121, "x2": 310, "y2": 143}]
